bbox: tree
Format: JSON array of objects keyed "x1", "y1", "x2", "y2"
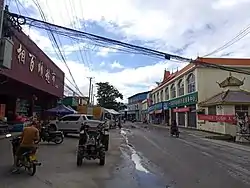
[{"x1": 96, "y1": 82, "x2": 124, "y2": 111}]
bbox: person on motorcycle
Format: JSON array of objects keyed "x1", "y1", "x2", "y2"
[
  {"x1": 170, "y1": 120, "x2": 178, "y2": 133},
  {"x1": 12, "y1": 120, "x2": 40, "y2": 173}
]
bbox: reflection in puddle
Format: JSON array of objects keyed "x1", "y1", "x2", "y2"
[{"x1": 120, "y1": 129, "x2": 170, "y2": 188}]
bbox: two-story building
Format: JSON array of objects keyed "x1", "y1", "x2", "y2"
[
  {"x1": 127, "y1": 91, "x2": 150, "y2": 121},
  {"x1": 150, "y1": 57, "x2": 250, "y2": 133}
]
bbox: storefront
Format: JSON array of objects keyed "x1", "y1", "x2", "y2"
[
  {"x1": 0, "y1": 30, "x2": 64, "y2": 121},
  {"x1": 148, "y1": 102, "x2": 163, "y2": 124},
  {"x1": 163, "y1": 102, "x2": 169, "y2": 125},
  {"x1": 167, "y1": 92, "x2": 198, "y2": 127}
]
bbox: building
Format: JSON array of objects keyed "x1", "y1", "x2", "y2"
[
  {"x1": 0, "y1": 27, "x2": 64, "y2": 120},
  {"x1": 149, "y1": 57, "x2": 250, "y2": 133},
  {"x1": 127, "y1": 91, "x2": 150, "y2": 121},
  {"x1": 198, "y1": 73, "x2": 250, "y2": 137},
  {"x1": 141, "y1": 99, "x2": 148, "y2": 122}
]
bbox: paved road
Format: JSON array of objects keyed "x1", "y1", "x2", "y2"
[
  {"x1": 0, "y1": 130, "x2": 124, "y2": 188},
  {"x1": 1, "y1": 124, "x2": 250, "y2": 188},
  {"x1": 121, "y1": 124, "x2": 250, "y2": 188}
]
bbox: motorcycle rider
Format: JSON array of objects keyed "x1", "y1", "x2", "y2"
[
  {"x1": 170, "y1": 120, "x2": 178, "y2": 134},
  {"x1": 12, "y1": 119, "x2": 40, "y2": 173}
]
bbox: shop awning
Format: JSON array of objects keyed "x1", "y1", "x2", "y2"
[{"x1": 104, "y1": 108, "x2": 121, "y2": 115}]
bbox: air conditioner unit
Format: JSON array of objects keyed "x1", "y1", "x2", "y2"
[{"x1": 0, "y1": 37, "x2": 13, "y2": 69}]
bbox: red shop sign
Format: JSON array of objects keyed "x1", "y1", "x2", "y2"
[
  {"x1": 198, "y1": 114, "x2": 236, "y2": 123},
  {"x1": 173, "y1": 107, "x2": 190, "y2": 113}
]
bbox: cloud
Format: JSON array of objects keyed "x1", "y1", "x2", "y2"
[
  {"x1": 110, "y1": 61, "x2": 124, "y2": 69},
  {"x1": 97, "y1": 47, "x2": 117, "y2": 57},
  {"x1": 99, "y1": 62, "x2": 105, "y2": 67},
  {"x1": 11, "y1": 0, "x2": 250, "y2": 102}
]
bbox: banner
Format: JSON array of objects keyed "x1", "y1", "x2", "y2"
[{"x1": 198, "y1": 114, "x2": 236, "y2": 123}]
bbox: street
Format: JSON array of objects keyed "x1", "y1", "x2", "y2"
[
  {"x1": 0, "y1": 130, "x2": 124, "y2": 188},
  {"x1": 0, "y1": 124, "x2": 250, "y2": 188}
]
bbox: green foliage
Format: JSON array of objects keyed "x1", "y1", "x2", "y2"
[{"x1": 96, "y1": 82, "x2": 125, "y2": 111}]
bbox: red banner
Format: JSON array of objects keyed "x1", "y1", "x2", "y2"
[
  {"x1": 198, "y1": 114, "x2": 236, "y2": 123},
  {"x1": 173, "y1": 107, "x2": 190, "y2": 113}
]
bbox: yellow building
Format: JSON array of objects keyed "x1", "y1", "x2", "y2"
[{"x1": 150, "y1": 57, "x2": 250, "y2": 135}]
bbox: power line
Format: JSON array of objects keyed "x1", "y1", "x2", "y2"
[
  {"x1": 31, "y1": 0, "x2": 83, "y2": 96},
  {"x1": 203, "y1": 24, "x2": 250, "y2": 57},
  {"x1": 6, "y1": 11, "x2": 250, "y2": 77}
]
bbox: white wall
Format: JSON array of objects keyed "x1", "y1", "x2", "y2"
[{"x1": 196, "y1": 67, "x2": 250, "y2": 103}]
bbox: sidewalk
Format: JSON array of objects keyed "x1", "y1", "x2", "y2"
[
  {"x1": 146, "y1": 123, "x2": 230, "y2": 139},
  {"x1": 0, "y1": 132, "x2": 22, "y2": 140}
]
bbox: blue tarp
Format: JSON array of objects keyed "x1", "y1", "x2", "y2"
[{"x1": 46, "y1": 104, "x2": 75, "y2": 115}]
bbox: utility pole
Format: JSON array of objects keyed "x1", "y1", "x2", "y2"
[
  {"x1": 87, "y1": 77, "x2": 94, "y2": 104},
  {"x1": 90, "y1": 83, "x2": 94, "y2": 105}
]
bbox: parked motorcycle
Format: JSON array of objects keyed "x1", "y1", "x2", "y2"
[
  {"x1": 170, "y1": 126, "x2": 180, "y2": 138},
  {"x1": 77, "y1": 121, "x2": 106, "y2": 166},
  {"x1": 6, "y1": 134, "x2": 41, "y2": 176},
  {"x1": 39, "y1": 126, "x2": 64, "y2": 144}
]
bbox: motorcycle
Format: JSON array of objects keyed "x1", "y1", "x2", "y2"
[
  {"x1": 76, "y1": 121, "x2": 106, "y2": 166},
  {"x1": 170, "y1": 126, "x2": 180, "y2": 138},
  {"x1": 6, "y1": 134, "x2": 41, "y2": 176},
  {"x1": 39, "y1": 126, "x2": 64, "y2": 144}
]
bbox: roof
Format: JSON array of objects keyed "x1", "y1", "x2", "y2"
[
  {"x1": 197, "y1": 57, "x2": 250, "y2": 66},
  {"x1": 152, "y1": 57, "x2": 250, "y2": 94},
  {"x1": 128, "y1": 91, "x2": 150, "y2": 99},
  {"x1": 152, "y1": 63, "x2": 195, "y2": 93},
  {"x1": 199, "y1": 90, "x2": 250, "y2": 106},
  {"x1": 218, "y1": 73, "x2": 244, "y2": 88}
]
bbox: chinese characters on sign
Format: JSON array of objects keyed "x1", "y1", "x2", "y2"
[
  {"x1": 198, "y1": 114, "x2": 237, "y2": 124},
  {"x1": 16, "y1": 43, "x2": 58, "y2": 88},
  {"x1": 168, "y1": 92, "x2": 198, "y2": 108}
]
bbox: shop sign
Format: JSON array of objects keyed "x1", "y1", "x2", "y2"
[
  {"x1": 148, "y1": 105, "x2": 155, "y2": 112},
  {"x1": 173, "y1": 107, "x2": 190, "y2": 113},
  {"x1": 148, "y1": 102, "x2": 163, "y2": 112},
  {"x1": 198, "y1": 114, "x2": 236, "y2": 123},
  {"x1": 163, "y1": 102, "x2": 168, "y2": 110},
  {"x1": 16, "y1": 43, "x2": 58, "y2": 88},
  {"x1": 168, "y1": 92, "x2": 198, "y2": 108}
]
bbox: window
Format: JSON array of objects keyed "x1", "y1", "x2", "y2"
[
  {"x1": 208, "y1": 106, "x2": 216, "y2": 115},
  {"x1": 170, "y1": 84, "x2": 176, "y2": 98},
  {"x1": 165, "y1": 87, "x2": 169, "y2": 100},
  {"x1": 178, "y1": 79, "x2": 184, "y2": 96},
  {"x1": 160, "y1": 90, "x2": 164, "y2": 101},
  {"x1": 61, "y1": 115, "x2": 80, "y2": 121},
  {"x1": 187, "y1": 73, "x2": 196, "y2": 93},
  {"x1": 235, "y1": 105, "x2": 248, "y2": 118}
]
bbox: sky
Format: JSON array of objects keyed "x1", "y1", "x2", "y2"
[{"x1": 6, "y1": 0, "x2": 250, "y2": 103}]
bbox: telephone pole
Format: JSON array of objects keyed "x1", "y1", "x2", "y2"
[
  {"x1": 87, "y1": 77, "x2": 94, "y2": 104},
  {"x1": 90, "y1": 83, "x2": 94, "y2": 105}
]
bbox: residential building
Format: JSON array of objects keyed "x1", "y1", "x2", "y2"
[
  {"x1": 127, "y1": 91, "x2": 150, "y2": 121},
  {"x1": 149, "y1": 57, "x2": 250, "y2": 133}
]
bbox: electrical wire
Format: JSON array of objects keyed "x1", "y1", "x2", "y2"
[
  {"x1": 7, "y1": 11, "x2": 250, "y2": 77},
  {"x1": 203, "y1": 24, "x2": 250, "y2": 57},
  {"x1": 32, "y1": 0, "x2": 83, "y2": 96}
]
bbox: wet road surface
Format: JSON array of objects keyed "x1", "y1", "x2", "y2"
[
  {"x1": 121, "y1": 123, "x2": 250, "y2": 188},
  {"x1": 1, "y1": 124, "x2": 250, "y2": 188}
]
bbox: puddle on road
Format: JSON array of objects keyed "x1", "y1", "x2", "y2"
[{"x1": 120, "y1": 128, "x2": 173, "y2": 188}]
